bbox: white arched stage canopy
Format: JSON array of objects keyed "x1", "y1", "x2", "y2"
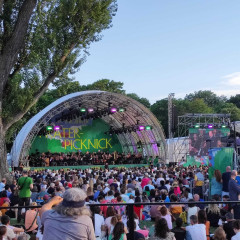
[{"x1": 10, "y1": 91, "x2": 167, "y2": 167}]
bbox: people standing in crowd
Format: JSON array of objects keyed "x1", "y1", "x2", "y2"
[
  {"x1": 211, "y1": 170, "x2": 222, "y2": 198},
  {"x1": 222, "y1": 166, "x2": 231, "y2": 197},
  {"x1": 193, "y1": 168, "x2": 204, "y2": 198},
  {"x1": 228, "y1": 170, "x2": 240, "y2": 219},
  {"x1": 17, "y1": 170, "x2": 33, "y2": 223},
  {"x1": 0, "y1": 178, "x2": 6, "y2": 192}
]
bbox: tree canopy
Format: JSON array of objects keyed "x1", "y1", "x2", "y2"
[{"x1": 0, "y1": 0, "x2": 117, "y2": 177}]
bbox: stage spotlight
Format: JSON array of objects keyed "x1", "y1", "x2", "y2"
[
  {"x1": 110, "y1": 107, "x2": 117, "y2": 113},
  {"x1": 54, "y1": 126, "x2": 61, "y2": 131},
  {"x1": 194, "y1": 124, "x2": 200, "y2": 128},
  {"x1": 221, "y1": 124, "x2": 227, "y2": 128},
  {"x1": 46, "y1": 126, "x2": 53, "y2": 131},
  {"x1": 88, "y1": 108, "x2": 94, "y2": 113},
  {"x1": 145, "y1": 125, "x2": 152, "y2": 130},
  {"x1": 119, "y1": 108, "x2": 125, "y2": 112},
  {"x1": 208, "y1": 124, "x2": 213, "y2": 129},
  {"x1": 139, "y1": 126, "x2": 145, "y2": 131},
  {"x1": 80, "y1": 108, "x2": 86, "y2": 113}
]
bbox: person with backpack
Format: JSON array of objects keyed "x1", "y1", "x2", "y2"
[{"x1": 17, "y1": 170, "x2": 33, "y2": 223}]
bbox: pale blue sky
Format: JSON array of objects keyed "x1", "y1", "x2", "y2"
[{"x1": 74, "y1": 0, "x2": 240, "y2": 103}]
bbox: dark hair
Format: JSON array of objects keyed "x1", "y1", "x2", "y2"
[
  {"x1": 160, "y1": 206, "x2": 167, "y2": 216},
  {"x1": 188, "y1": 199, "x2": 195, "y2": 208},
  {"x1": 106, "y1": 206, "x2": 115, "y2": 217},
  {"x1": 0, "y1": 191, "x2": 7, "y2": 198},
  {"x1": 233, "y1": 220, "x2": 240, "y2": 230},
  {"x1": 190, "y1": 215, "x2": 198, "y2": 224},
  {"x1": 0, "y1": 226, "x2": 7, "y2": 240},
  {"x1": 175, "y1": 217, "x2": 183, "y2": 228},
  {"x1": 94, "y1": 206, "x2": 101, "y2": 214},
  {"x1": 1, "y1": 215, "x2": 10, "y2": 225},
  {"x1": 127, "y1": 220, "x2": 136, "y2": 230},
  {"x1": 112, "y1": 222, "x2": 125, "y2": 240},
  {"x1": 155, "y1": 218, "x2": 169, "y2": 238},
  {"x1": 198, "y1": 209, "x2": 207, "y2": 224}
]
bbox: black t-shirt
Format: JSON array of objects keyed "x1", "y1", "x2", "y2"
[
  {"x1": 223, "y1": 221, "x2": 235, "y2": 240},
  {"x1": 127, "y1": 231, "x2": 145, "y2": 240},
  {"x1": 222, "y1": 172, "x2": 231, "y2": 192},
  {"x1": 171, "y1": 227, "x2": 186, "y2": 240}
]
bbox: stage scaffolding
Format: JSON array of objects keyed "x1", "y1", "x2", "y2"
[{"x1": 171, "y1": 113, "x2": 231, "y2": 163}]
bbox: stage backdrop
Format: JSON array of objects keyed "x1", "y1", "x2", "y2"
[{"x1": 29, "y1": 119, "x2": 122, "y2": 154}]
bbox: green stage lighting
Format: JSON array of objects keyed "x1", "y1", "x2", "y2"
[
  {"x1": 119, "y1": 108, "x2": 125, "y2": 112},
  {"x1": 194, "y1": 124, "x2": 200, "y2": 128},
  {"x1": 221, "y1": 125, "x2": 226, "y2": 128},
  {"x1": 80, "y1": 108, "x2": 86, "y2": 112},
  {"x1": 46, "y1": 126, "x2": 53, "y2": 131},
  {"x1": 145, "y1": 125, "x2": 152, "y2": 130}
]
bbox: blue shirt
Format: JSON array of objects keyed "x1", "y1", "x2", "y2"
[{"x1": 211, "y1": 177, "x2": 222, "y2": 196}]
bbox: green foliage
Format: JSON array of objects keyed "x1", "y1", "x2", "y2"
[
  {"x1": 228, "y1": 94, "x2": 240, "y2": 108},
  {"x1": 127, "y1": 93, "x2": 151, "y2": 108},
  {"x1": 1, "y1": 0, "x2": 117, "y2": 126},
  {"x1": 150, "y1": 99, "x2": 168, "y2": 136},
  {"x1": 80, "y1": 79, "x2": 125, "y2": 93}
]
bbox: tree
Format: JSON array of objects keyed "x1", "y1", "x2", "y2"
[
  {"x1": 185, "y1": 90, "x2": 226, "y2": 109},
  {"x1": 150, "y1": 99, "x2": 168, "y2": 137},
  {"x1": 127, "y1": 93, "x2": 151, "y2": 108},
  {"x1": 220, "y1": 103, "x2": 240, "y2": 121},
  {"x1": 229, "y1": 94, "x2": 240, "y2": 109},
  {"x1": 0, "y1": 0, "x2": 117, "y2": 177}
]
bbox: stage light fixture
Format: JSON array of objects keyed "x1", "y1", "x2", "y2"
[
  {"x1": 194, "y1": 124, "x2": 200, "y2": 128},
  {"x1": 54, "y1": 126, "x2": 60, "y2": 131},
  {"x1": 80, "y1": 108, "x2": 86, "y2": 112},
  {"x1": 46, "y1": 126, "x2": 53, "y2": 131},
  {"x1": 145, "y1": 125, "x2": 152, "y2": 130},
  {"x1": 119, "y1": 108, "x2": 125, "y2": 112},
  {"x1": 88, "y1": 108, "x2": 94, "y2": 113},
  {"x1": 208, "y1": 124, "x2": 213, "y2": 129},
  {"x1": 110, "y1": 107, "x2": 117, "y2": 113},
  {"x1": 139, "y1": 125, "x2": 145, "y2": 131},
  {"x1": 221, "y1": 125, "x2": 226, "y2": 128}
]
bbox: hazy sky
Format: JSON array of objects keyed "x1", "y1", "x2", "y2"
[{"x1": 74, "y1": 0, "x2": 240, "y2": 103}]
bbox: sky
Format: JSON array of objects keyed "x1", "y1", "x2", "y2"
[{"x1": 74, "y1": 0, "x2": 240, "y2": 104}]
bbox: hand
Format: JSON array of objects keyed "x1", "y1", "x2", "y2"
[{"x1": 50, "y1": 196, "x2": 63, "y2": 206}]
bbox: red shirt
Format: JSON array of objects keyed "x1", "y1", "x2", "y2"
[
  {"x1": 100, "y1": 200, "x2": 109, "y2": 217},
  {"x1": 133, "y1": 205, "x2": 145, "y2": 220}
]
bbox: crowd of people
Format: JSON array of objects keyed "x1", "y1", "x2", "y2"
[
  {"x1": 0, "y1": 164, "x2": 240, "y2": 240},
  {"x1": 27, "y1": 151, "x2": 149, "y2": 167}
]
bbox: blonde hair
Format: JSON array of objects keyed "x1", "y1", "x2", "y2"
[{"x1": 208, "y1": 203, "x2": 220, "y2": 214}]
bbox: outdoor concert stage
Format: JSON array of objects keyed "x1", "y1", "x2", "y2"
[
  {"x1": 9, "y1": 91, "x2": 167, "y2": 168},
  {"x1": 22, "y1": 164, "x2": 148, "y2": 171}
]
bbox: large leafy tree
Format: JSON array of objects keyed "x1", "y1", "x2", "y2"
[{"x1": 0, "y1": 0, "x2": 117, "y2": 177}]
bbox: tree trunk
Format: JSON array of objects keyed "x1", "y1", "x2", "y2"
[{"x1": 0, "y1": 122, "x2": 9, "y2": 180}]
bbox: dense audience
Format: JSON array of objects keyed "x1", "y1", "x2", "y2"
[{"x1": 0, "y1": 164, "x2": 240, "y2": 239}]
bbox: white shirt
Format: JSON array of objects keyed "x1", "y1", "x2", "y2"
[
  {"x1": 3, "y1": 225, "x2": 16, "y2": 240},
  {"x1": 232, "y1": 232, "x2": 240, "y2": 240},
  {"x1": 186, "y1": 224, "x2": 206, "y2": 240},
  {"x1": 121, "y1": 194, "x2": 129, "y2": 203},
  {"x1": 0, "y1": 182, "x2": 5, "y2": 192},
  {"x1": 187, "y1": 206, "x2": 198, "y2": 224},
  {"x1": 94, "y1": 214, "x2": 105, "y2": 237}
]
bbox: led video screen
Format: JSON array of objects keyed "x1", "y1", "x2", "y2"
[{"x1": 189, "y1": 128, "x2": 230, "y2": 157}]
